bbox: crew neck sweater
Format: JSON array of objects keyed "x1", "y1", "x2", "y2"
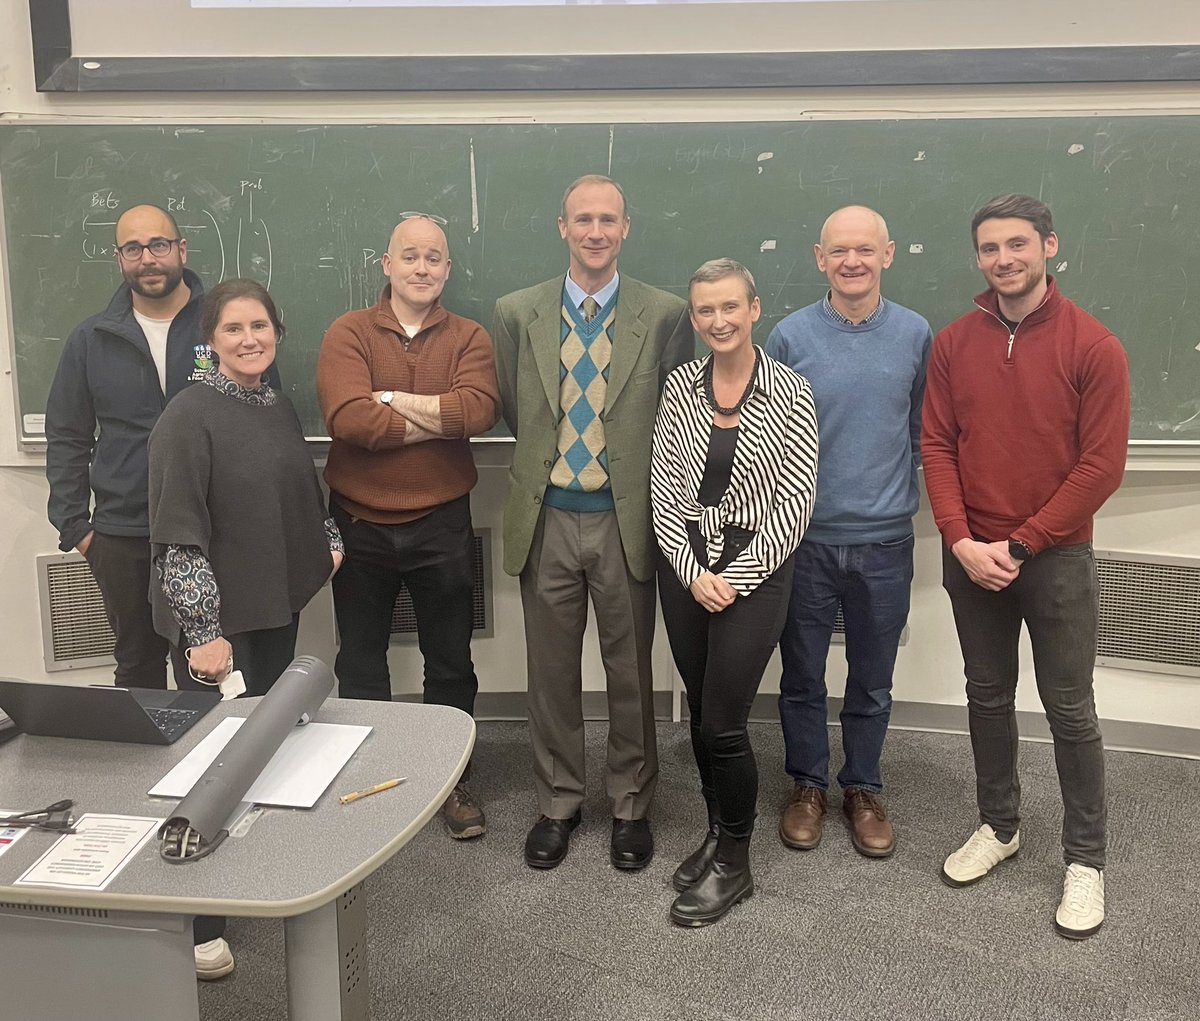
[{"x1": 766, "y1": 297, "x2": 932, "y2": 544}]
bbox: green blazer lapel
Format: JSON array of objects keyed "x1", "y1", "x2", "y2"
[
  {"x1": 606, "y1": 286, "x2": 649, "y2": 412},
  {"x1": 529, "y1": 286, "x2": 565, "y2": 413}
]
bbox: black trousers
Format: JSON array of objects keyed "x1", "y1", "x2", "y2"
[
  {"x1": 227, "y1": 615, "x2": 302, "y2": 697},
  {"x1": 657, "y1": 545, "x2": 794, "y2": 840},
  {"x1": 84, "y1": 532, "x2": 190, "y2": 690},
  {"x1": 331, "y1": 496, "x2": 478, "y2": 715}
]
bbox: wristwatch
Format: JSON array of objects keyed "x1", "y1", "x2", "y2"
[
  {"x1": 1008, "y1": 539, "x2": 1033, "y2": 562},
  {"x1": 379, "y1": 391, "x2": 395, "y2": 406}
]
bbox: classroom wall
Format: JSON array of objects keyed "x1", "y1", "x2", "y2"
[{"x1": 2, "y1": 0, "x2": 1199, "y2": 733}]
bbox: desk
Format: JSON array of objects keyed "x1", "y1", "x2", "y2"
[{"x1": 0, "y1": 697, "x2": 475, "y2": 1021}]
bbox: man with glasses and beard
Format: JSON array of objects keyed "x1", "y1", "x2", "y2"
[{"x1": 45, "y1": 202, "x2": 265, "y2": 980}]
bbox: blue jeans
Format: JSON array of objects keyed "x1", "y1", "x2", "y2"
[
  {"x1": 942, "y1": 543, "x2": 1105, "y2": 869},
  {"x1": 777, "y1": 535, "x2": 914, "y2": 793}
]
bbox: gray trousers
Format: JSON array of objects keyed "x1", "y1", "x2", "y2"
[
  {"x1": 942, "y1": 544, "x2": 1106, "y2": 869},
  {"x1": 519, "y1": 506, "x2": 658, "y2": 820}
]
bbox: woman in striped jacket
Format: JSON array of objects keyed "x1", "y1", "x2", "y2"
[{"x1": 651, "y1": 258, "x2": 819, "y2": 928}]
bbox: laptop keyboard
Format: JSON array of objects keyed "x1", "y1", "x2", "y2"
[{"x1": 145, "y1": 706, "x2": 198, "y2": 739}]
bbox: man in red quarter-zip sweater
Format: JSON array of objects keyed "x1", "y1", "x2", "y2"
[{"x1": 921, "y1": 194, "x2": 1130, "y2": 942}]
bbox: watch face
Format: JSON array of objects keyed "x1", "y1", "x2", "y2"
[{"x1": 381, "y1": 391, "x2": 394, "y2": 405}]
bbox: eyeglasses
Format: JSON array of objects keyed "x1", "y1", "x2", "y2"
[
  {"x1": 0, "y1": 799, "x2": 76, "y2": 834},
  {"x1": 116, "y1": 237, "x2": 182, "y2": 261},
  {"x1": 398, "y1": 211, "x2": 448, "y2": 226}
]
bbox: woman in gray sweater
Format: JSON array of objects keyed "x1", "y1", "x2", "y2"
[{"x1": 148, "y1": 278, "x2": 343, "y2": 695}]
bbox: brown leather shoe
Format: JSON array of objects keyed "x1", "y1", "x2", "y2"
[
  {"x1": 842, "y1": 788, "x2": 895, "y2": 858},
  {"x1": 779, "y1": 785, "x2": 827, "y2": 850}
]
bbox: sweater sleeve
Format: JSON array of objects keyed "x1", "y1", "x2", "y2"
[
  {"x1": 650, "y1": 373, "x2": 706, "y2": 589},
  {"x1": 436, "y1": 320, "x2": 501, "y2": 440},
  {"x1": 148, "y1": 402, "x2": 214, "y2": 555},
  {"x1": 910, "y1": 325, "x2": 933, "y2": 471},
  {"x1": 45, "y1": 327, "x2": 97, "y2": 552},
  {"x1": 1012, "y1": 333, "x2": 1130, "y2": 554},
  {"x1": 316, "y1": 313, "x2": 409, "y2": 450},
  {"x1": 920, "y1": 328, "x2": 972, "y2": 549}
]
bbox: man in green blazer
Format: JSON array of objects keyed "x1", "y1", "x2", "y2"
[{"x1": 493, "y1": 174, "x2": 693, "y2": 871}]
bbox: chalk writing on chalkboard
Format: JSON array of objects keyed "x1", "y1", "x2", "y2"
[{"x1": 3, "y1": 119, "x2": 1198, "y2": 444}]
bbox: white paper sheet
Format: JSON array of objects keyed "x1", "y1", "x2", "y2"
[
  {"x1": 14, "y1": 814, "x2": 161, "y2": 890},
  {"x1": 149, "y1": 718, "x2": 372, "y2": 808}
]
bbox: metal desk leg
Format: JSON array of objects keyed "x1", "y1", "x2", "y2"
[
  {"x1": 283, "y1": 882, "x2": 369, "y2": 1021},
  {"x1": 0, "y1": 905, "x2": 197, "y2": 1020}
]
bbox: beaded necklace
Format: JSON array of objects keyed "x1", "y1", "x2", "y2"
[{"x1": 703, "y1": 347, "x2": 760, "y2": 417}]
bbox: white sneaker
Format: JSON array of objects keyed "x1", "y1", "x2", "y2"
[
  {"x1": 195, "y1": 937, "x2": 235, "y2": 980},
  {"x1": 941, "y1": 824, "x2": 1020, "y2": 887},
  {"x1": 1055, "y1": 863, "x2": 1105, "y2": 939}
]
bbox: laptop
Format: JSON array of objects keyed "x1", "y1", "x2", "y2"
[{"x1": 0, "y1": 679, "x2": 221, "y2": 746}]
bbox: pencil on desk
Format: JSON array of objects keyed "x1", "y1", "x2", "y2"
[{"x1": 338, "y1": 778, "x2": 406, "y2": 805}]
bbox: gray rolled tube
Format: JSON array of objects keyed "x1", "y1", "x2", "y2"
[{"x1": 160, "y1": 656, "x2": 334, "y2": 859}]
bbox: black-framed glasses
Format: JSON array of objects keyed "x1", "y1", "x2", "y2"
[
  {"x1": 0, "y1": 798, "x2": 76, "y2": 834},
  {"x1": 116, "y1": 237, "x2": 181, "y2": 261}
]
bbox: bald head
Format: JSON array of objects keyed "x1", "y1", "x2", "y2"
[
  {"x1": 815, "y1": 205, "x2": 895, "y2": 320},
  {"x1": 388, "y1": 215, "x2": 449, "y2": 259},
  {"x1": 820, "y1": 205, "x2": 889, "y2": 249},
  {"x1": 382, "y1": 215, "x2": 451, "y2": 323},
  {"x1": 116, "y1": 204, "x2": 180, "y2": 244}
]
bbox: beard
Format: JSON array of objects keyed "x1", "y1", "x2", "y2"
[{"x1": 123, "y1": 261, "x2": 184, "y2": 300}]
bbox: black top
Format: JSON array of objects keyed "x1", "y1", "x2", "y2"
[{"x1": 698, "y1": 423, "x2": 739, "y2": 506}]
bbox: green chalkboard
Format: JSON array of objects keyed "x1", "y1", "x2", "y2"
[{"x1": 3, "y1": 119, "x2": 1199, "y2": 443}]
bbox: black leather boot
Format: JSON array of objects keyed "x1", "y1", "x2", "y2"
[
  {"x1": 669, "y1": 832, "x2": 753, "y2": 927},
  {"x1": 672, "y1": 805, "x2": 720, "y2": 892}
]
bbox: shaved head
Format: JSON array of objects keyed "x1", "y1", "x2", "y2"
[
  {"x1": 388, "y1": 215, "x2": 449, "y2": 259},
  {"x1": 820, "y1": 205, "x2": 890, "y2": 248},
  {"x1": 115, "y1": 204, "x2": 179, "y2": 242}
]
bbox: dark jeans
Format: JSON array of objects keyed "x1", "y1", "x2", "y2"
[
  {"x1": 331, "y1": 496, "x2": 478, "y2": 715},
  {"x1": 658, "y1": 545, "x2": 793, "y2": 841},
  {"x1": 942, "y1": 543, "x2": 1106, "y2": 869},
  {"x1": 83, "y1": 532, "x2": 190, "y2": 690},
  {"x1": 777, "y1": 536, "x2": 914, "y2": 793}
]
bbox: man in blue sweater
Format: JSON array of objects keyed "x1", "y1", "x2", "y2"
[{"x1": 766, "y1": 205, "x2": 932, "y2": 858}]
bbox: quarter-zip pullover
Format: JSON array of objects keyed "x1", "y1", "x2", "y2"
[{"x1": 921, "y1": 277, "x2": 1130, "y2": 554}]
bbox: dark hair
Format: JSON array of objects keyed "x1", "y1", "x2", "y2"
[
  {"x1": 201, "y1": 278, "x2": 285, "y2": 346},
  {"x1": 971, "y1": 194, "x2": 1054, "y2": 249},
  {"x1": 560, "y1": 174, "x2": 627, "y2": 220},
  {"x1": 688, "y1": 258, "x2": 758, "y2": 306}
]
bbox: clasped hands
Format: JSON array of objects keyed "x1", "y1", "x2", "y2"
[
  {"x1": 952, "y1": 538, "x2": 1021, "y2": 591},
  {"x1": 689, "y1": 570, "x2": 737, "y2": 614}
]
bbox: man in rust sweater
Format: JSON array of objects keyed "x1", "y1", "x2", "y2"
[
  {"x1": 317, "y1": 215, "x2": 500, "y2": 838},
  {"x1": 922, "y1": 194, "x2": 1130, "y2": 941}
]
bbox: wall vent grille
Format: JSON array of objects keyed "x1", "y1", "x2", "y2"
[
  {"x1": 37, "y1": 553, "x2": 116, "y2": 672},
  {"x1": 1095, "y1": 550, "x2": 1200, "y2": 677},
  {"x1": 389, "y1": 530, "x2": 494, "y2": 642}
]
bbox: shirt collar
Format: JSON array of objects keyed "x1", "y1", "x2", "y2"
[
  {"x1": 564, "y1": 271, "x2": 620, "y2": 313},
  {"x1": 823, "y1": 291, "x2": 886, "y2": 326}
]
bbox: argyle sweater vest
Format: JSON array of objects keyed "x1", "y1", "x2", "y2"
[{"x1": 545, "y1": 291, "x2": 617, "y2": 511}]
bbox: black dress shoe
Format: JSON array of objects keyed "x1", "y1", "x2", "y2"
[
  {"x1": 611, "y1": 818, "x2": 654, "y2": 870},
  {"x1": 524, "y1": 811, "x2": 581, "y2": 869}
]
